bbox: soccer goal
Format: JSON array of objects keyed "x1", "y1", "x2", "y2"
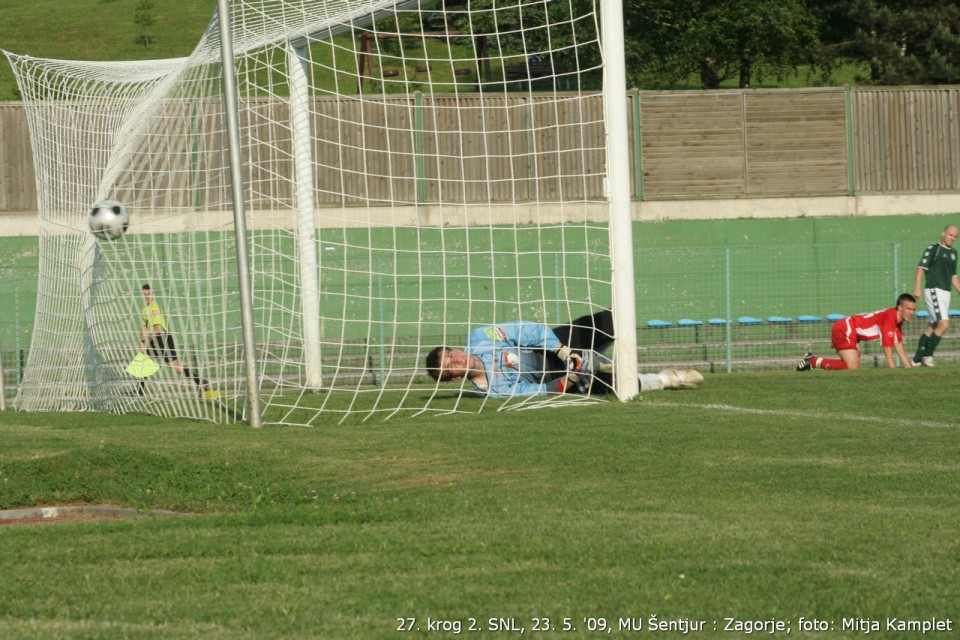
[{"x1": 3, "y1": 0, "x2": 637, "y2": 424}]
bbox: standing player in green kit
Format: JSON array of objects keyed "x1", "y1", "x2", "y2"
[{"x1": 912, "y1": 224, "x2": 960, "y2": 367}]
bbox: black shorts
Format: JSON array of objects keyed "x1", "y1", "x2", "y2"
[
  {"x1": 147, "y1": 332, "x2": 179, "y2": 363},
  {"x1": 550, "y1": 309, "x2": 616, "y2": 393}
]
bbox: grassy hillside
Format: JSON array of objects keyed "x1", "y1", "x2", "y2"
[
  {"x1": 0, "y1": 0, "x2": 525, "y2": 99},
  {"x1": 0, "y1": 0, "x2": 217, "y2": 99}
]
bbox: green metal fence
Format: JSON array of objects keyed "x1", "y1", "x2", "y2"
[
  {"x1": 0, "y1": 266, "x2": 38, "y2": 401},
  {"x1": 0, "y1": 237, "x2": 942, "y2": 401},
  {"x1": 634, "y1": 242, "x2": 933, "y2": 372}
]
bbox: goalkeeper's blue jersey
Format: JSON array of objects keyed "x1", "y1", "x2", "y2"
[{"x1": 464, "y1": 321, "x2": 563, "y2": 398}]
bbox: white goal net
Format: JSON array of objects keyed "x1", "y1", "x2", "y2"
[{"x1": 3, "y1": 0, "x2": 636, "y2": 424}]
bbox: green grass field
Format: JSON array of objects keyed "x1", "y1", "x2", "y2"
[{"x1": 1, "y1": 367, "x2": 957, "y2": 638}]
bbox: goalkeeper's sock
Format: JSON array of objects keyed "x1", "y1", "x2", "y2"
[
  {"x1": 183, "y1": 367, "x2": 203, "y2": 387},
  {"x1": 639, "y1": 373, "x2": 665, "y2": 391},
  {"x1": 815, "y1": 357, "x2": 848, "y2": 370}
]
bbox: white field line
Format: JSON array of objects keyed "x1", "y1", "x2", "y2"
[{"x1": 654, "y1": 401, "x2": 959, "y2": 430}]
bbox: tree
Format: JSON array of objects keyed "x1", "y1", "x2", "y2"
[
  {"x1": 624, "y1": 0, "x2": 821, "y2": 88},
  {"x1": 439, "y1": 0, "x2": 601, "y2": 86},
  {"x1": 818, "y1": 0, "x2": 960, "y2": 84},
  {"x1": 133, "y1": 1, "x2": 157, "y2": 49}
]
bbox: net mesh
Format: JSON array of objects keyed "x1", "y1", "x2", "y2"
[{"x1": 4, "y1": 0, "x2": 622, "y2": 423}]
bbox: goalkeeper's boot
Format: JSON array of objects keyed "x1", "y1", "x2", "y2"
[
  {"x1": 921, "y1": 356, "x2": 935, "y2": 367},
  {"x1": 657, "y1": 368, "x2": 679, "y2": 389},
  {"x1": 658, "y1": 368, "x2": 703, "y2": 390},
  {"x1": 795, "y1": 352, "x2": 814, "y2": 372},
  {"x1": 198, "y1": 379, "x2": 215, "y2": 399},
  {"x1": 674, "y1": 368, "x2": 704, "y2": 388}
]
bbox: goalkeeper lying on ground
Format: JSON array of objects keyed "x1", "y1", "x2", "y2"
[{"x1": 424, "y1": 310, "x2": 702, "y2": 398}]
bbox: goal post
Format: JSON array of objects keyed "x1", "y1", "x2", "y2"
[
  {"x1": 4, "y1": 0, "x2": 639, "y2": 424},
  {"x1": 286, "y1": 38, "x2": 324, "y2": 391},
  {"x1": 601, "y1": 0, "x2": 641, "y2": 401},
  {"x1": 217, "y1": 0, "x2": 263, "y2": 427}
]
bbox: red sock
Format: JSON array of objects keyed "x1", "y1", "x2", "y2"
[{"x1": 816, "y1": 357, "x2": 848, "y2": 370}]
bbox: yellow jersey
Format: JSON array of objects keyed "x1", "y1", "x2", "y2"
[{"x1": 142, "y1": 300, "x2": 168, "y2": 332}]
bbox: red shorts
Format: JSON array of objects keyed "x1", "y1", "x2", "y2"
[{"x1": 830, "y1": 318, "x2": 859, "y2": 351}]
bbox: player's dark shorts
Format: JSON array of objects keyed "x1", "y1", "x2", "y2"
[
  {"x1": 147, "y1": 332, "x2": 178, "y2": 363},
  {"x1": 550, "y1": 310, "x2": 616, "y2": 394}
]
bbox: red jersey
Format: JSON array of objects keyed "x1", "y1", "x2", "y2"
[{"x1": 834, "y1": 307, "x2": 904, "y2": 348}]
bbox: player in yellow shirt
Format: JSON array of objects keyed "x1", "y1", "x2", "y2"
[{"x1": 138, "y1": 284, "x2": 210, "y2": 397}]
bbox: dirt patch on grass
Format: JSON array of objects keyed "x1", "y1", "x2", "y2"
[{"x1": 0, "y1": 505, "x2": 186, "y2": 526}]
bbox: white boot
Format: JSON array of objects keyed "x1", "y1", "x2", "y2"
[{"x1": 658, "y1": 368, "x2": 703, "y2": 390}]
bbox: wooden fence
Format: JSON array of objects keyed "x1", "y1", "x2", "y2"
[
  {"x1": 635, "y1": 89, "x2": 850, "y2": 198},
  {"x1": 1, "y1": 86, "x2": 958, "y2": 213},
  {"x1": 0, "y1": 103, "x2": 34, "y2": 211},
  {"x1": 853, "y1": 87, "x2": 960, "y2": 192}
]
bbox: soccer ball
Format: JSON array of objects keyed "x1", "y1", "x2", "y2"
[{"x1": 88, "y1": 199, "x2": 130, "y2": 241}]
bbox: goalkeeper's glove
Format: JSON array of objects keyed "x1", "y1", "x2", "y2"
[
  {"x1": 556, "y1": 344, "x2": 581, "y2": 371},
  {"x1": 558, "y1": 350, "x2": 593, "y2": 392},
  {"x1": 566, "y1": 351, "x2": 592, "y2": 381}
]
